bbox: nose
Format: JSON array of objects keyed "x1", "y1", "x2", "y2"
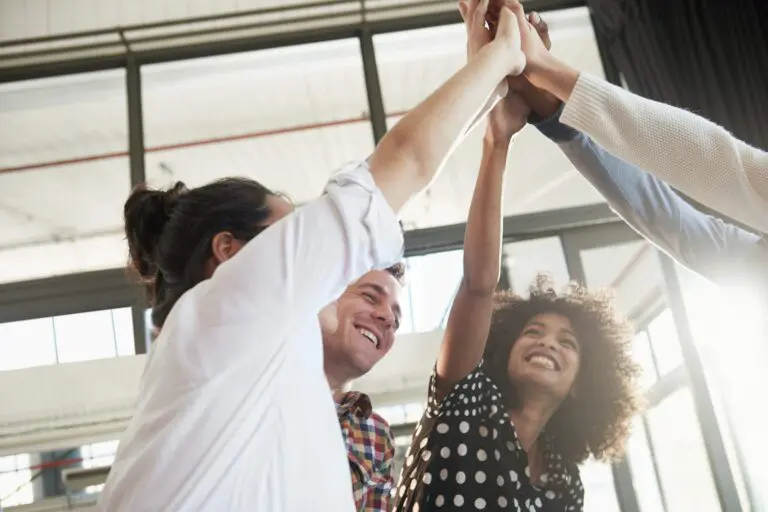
[
  {"x1": 537, "y1": 335, "x2": 558, "y2": 351},
  {"x1": 374, "y1": 304, "x2": 396, "y2": 329}
]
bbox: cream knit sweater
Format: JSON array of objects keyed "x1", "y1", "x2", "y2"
[{"x1": 561, "y1": 73, "x2": 768, "y2": 234}]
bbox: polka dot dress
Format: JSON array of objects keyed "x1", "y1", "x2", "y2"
[{"x1": 392, "y1": 362, "x2": 584, "y2": 511}]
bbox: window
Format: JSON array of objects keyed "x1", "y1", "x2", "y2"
[
  {"x1": 400, "y1": 249, "x2": 463, "y2": 333},
  {"x1": 80, "y1": 440, "x2": 120, "y2": 494},
  {"x1": 0, "y1": 454, "x2": 33, "y2": 508},
  {"x1": 646, "y1": 309, "x2": 684, "y2": 376},
  {"x1": 632, "y1": 330, "x2": 659, "y2": 390},
  {"x1": 0, "y1": 71, "x2": 130, "y2": 284},
  {"x1": 0, "y1": 307, "x2": 134, "y2": 372},
  {"x1": 646, "y1": 388, "x2": 720, "y2": 512},
  {"x1": 580, "y1": 459, "x2": 620, "y2": 512},
  {"x1": 626, "y1": 418, "x2": 665, "y2": 512},
  {"x1": 141, "y1": 39, "x2": 373, "y2": 203}
]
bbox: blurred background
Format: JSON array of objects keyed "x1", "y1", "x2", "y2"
[{"x1": 1, "y1": 0, "x2": 766, "y2": 510}]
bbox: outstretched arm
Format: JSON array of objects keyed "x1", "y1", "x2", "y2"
[
  {"x1": 369, "y1": 4, "x2": 526, "y2": 214},
  {"x1": 509, "y1": 2, "x2": 768, "y2": 235},
  {"x1": 535, "y1": 110, "x2": 763, "y2": 284},
  {"x1": 434, "y1": 3, "x2": 531, "y2": 393}
]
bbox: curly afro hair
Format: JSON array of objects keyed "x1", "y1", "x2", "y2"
[{"x1": 483, "y1": 274, "x2": 642, "y2": 465}]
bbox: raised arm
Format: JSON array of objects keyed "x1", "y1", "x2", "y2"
[
  {"x1": 435, "y1": 2, "x2": 531, "y2": 395},
  {"x1": 508, "y1": 2, "x2": 768, "y2": 235},
  {"x1": 369, "y1": 4, "x2": 526, "y2": 213},
  {"x1": 534, "y1": 110, "x2": 763, "y2": 284}
]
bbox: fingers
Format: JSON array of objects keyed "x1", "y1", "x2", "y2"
[
  {"x1": 507, "y1": 0, "x2": 528, "y2": 36},
  {"x1": 458, "y1": 0, "x2": 468, "y2": 21},
  {"x1": 471, "y1": 0, "x2": 490, "y2": 34},
  {"x1": 528, "y1": 11, "x2": 552, "y2": 50}
]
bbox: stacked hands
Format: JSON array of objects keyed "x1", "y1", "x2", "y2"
[{"x1": 459, "y1": 0, "x2": 563, "y2": 144}]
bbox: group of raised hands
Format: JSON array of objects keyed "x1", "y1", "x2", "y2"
[{"x1": 460, "y1": 0, "x2": 577, "y2": 144}]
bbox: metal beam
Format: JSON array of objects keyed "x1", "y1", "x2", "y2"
[
  {"x1": 0, "y1": 0, "x2": 585, "y2": 84},
  {"x1": 359, "y1": 29, "x2": 387, "y2": 144},
  {"x1": 657, "y1": 254, "x2": 743, "y2": 512},
  {"x1": 126, "y1": 58, "x2": 146, "y2": 187},
  {"x1": 404, "y1": 203, "x2": 621, "y2": 257},
  {"x1": 588, "y1": 9, "x2": 622, "y2": 85}
]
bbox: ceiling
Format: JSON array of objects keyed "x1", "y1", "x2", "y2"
[{"x1": 0, "y1": 6, "x2": 610, "y2": 284}]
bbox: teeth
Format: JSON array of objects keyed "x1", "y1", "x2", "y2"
[
  {"x1": 529, "y1": 355, "x2": 556, "y2": 370},
  {"x1": 359, "y1": 328, "x2": 379, "y2": 348}
]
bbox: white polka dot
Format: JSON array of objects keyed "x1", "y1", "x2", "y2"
[
  {"x1": 525, "y1": 466, "x2": 530, "y2": 477},
  {"x1": 478, "y1": 382, "x2": 483, "y2": 389},
  {"x1": 406, "y1": 455, "x2": 414, "y2": 466},
  {"x1": 420, "y1": 438, "x2": 428, "y2": 448},
  {"x1": 390, "y1": 487, "x2": 397, "y2": 497},
  {"x1": 545, "y1": 490, "x2": 555, "y2": 499},
  {"x1": 472, "y1": 409, "x2": 477, "y2": 416},
  {"x1": 456, "y1": 471, "x2": 466, "y2": 484},
  {"x1": 475, "y1": 498, "x2": 486, "y2": 509},
  {"x1": 475, "y1": 471, "x2": 486, "y2": 483},
  {"x1": 477, "y1": 449, "x2": 487, "y2": 461},
  {"x1": 506, "y1": 441, "x2": 515, "y2": 451},
  {"x1": 423, "y1": 473, "x2": 432, "y2": 485},
  {"x1": 498, "y1": 496, "x2": 508, "y2": 508},
  {"x1": 435, "y1": 495, "x2": 445, "y2": 507},
  {"x1": 440, "y1": 447, "x2": 450, "y2": 458},
  {"x1": 494, "y1": 449, "x2": 501, "y2": 461},
  {"x1": 459, "y1": 421, "x2": 469, "y2": 433},
  {"x1": 440, "y1": 468, "x2": 448, "y2": 480},
  {"x1": 421, "y1": 451, "x2": 431, "y2": 462},
  {"x1": 509, "y1": 470, "x2": 518, "y2": 482},
  {"x1": 399, "y1": 485, "x2": 406, "y2": 496},
  {"x1": 479, "y1": 425, "x2": 488, "y2": 437},
  {"x1": 497, "y1": 475, "x2": 504, "y2": 486},
  {"x1": 491, "y1": 405, "x2": 498, "y2": 415},
  {"x1": 457, "y1": 443, "x2": 467, "y2": 456},
  {"x1": 464, "y1": 409, "x2": 470, "y2": 416},
  {"x1": 471, "y1": 396, "x2": 477, "y2": 403},
  {"x1": 454, "y1": 495, "x2": 464, "y2": 506},
  {"x1": 492, "y1": 428, "x2": 498, "y2": 440},
  {"x1": 436, "y1": 423, "x2": 449, "y2": 434},
  {"x1": 409, "y1": 479, "x2": 417, "y2": 490},
  {"x1": 535, "y1": 498, "x2": 542, "y2": 507},
  {"x1": 413, "y1": 504, "x2": 420, "y2": 512}
]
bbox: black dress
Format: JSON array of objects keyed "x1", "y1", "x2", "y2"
[{"x1": 392, "y1": 362, "x2": 584, "y2": 511}]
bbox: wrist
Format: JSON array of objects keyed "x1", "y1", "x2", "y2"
[
  {"x1": 483, "y1": 131, "x2": 512, "y2": 151},
  {"x1": 525, "y1": 53, "x2": 580, "y2": 102}
]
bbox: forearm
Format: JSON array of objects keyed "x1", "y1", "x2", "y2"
[
  {"x1": 369, "y1": 42, "x2": 514, "y2": 213},
  {"x1": 462, "y1": 135, "x2": 507, "y2": 292},
  {"x1": 528, "y1": 54, "x2": 768, "y2": 233}
]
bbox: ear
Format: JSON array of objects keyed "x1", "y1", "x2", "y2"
[
  {"x1": 211, "y1": 232, "x2": 244, "y2": 264},
  {"x1": 318, "y1": 302, "x2": 340, "y2": 338}
]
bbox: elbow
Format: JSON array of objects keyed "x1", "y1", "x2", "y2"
[{"x1": 377, "y1": 120, "x2": 435, "y2": 187}]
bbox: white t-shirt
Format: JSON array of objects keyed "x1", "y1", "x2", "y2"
[{"x1": 98, "y1": 162, "x2": 404, "y2": 511}]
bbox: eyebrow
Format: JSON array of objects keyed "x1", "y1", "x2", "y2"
[{"x1": 359, "y1": 283, "x2": 402, "y2": 318}]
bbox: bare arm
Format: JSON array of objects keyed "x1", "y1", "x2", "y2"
[
  {"x1": 436, "y1": 135, "x2": 508, "y2": 397},
  {"x1": 369, "y1": 7, "x2": 525, "y2": 214}
]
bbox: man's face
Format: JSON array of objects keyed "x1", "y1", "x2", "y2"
[{"x1": 320, "y1": 269, "x2": 403, "y2": 380}]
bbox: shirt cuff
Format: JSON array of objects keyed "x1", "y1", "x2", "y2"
[
  {"x1": 325, "y1": 161, "x2": 405, "y2": 270},
  {"x1": 560, "y1": 72, "x2": 615, "y2": 135},
  {"x1": 532, "y1": 103, "x2": 581, "y2": 143}
]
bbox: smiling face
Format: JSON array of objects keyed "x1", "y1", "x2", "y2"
[
  {"x1": 320, "y1": 269, "x2": 403, "y2": 383},
  {"x1": 507, "y1": 312, "x2": 581, "y2": 403}
]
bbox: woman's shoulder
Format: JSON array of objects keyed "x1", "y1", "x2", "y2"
[{"x1": 426, "y1": 361, "x2": 506, "y2": 419}]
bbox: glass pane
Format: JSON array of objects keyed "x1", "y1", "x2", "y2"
[
  {"x1": 0, "y1": 71, "x2": 130, "y2": 283},
  {"x1": 375, "y1": 8, "x2": 609, "y2": 229},
  {"x1": 0, "y1": 454, "x2": 33, "y2": 507},
  {"x1": 676, "y1": 267, "x2": 767, "y2": 510},
  {"x1": 647, "y1": 309, "x2": 684, "y2": 376},
  {"x1": 581, "y1": 459, "x2": 619, "y2": 511},
  {"x1": 0, "y1": 317, "x2": 57, "y2": 371},
  {"x1": 403, "y1": 249, "x2": 463, "y2": 333},
  {"x1": 503, "y1": 237, "x2": 569, "y2": 293},
  {"x1": 54, "y1": 309, "x2": 118, "y2": 363},
  {"x1": 632, "y1": 330, "x2": 658, "y2": 389},
  {"x1": 141, "y1": 40, "x2": 373, "y2": 203},
  {"x1": 627, "y1": 418, "x2": 665, "y2": 512},
  {"x1": 112, "y1": 307, "x2": 135, "y2": 357},
  {"x1": 647, "y1": 387, "x2": 720, "y2": 512}
]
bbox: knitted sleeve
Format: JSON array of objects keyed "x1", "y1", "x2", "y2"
[{"x1": 561, "y1": 72, "x2": 768, "y2": 234}]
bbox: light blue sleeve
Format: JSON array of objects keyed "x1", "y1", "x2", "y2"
[{"x1": 534, "y1": 108, "x2": 763, "y2": 285}]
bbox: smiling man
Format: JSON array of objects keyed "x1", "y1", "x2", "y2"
[{"x1": 319, "y1": 263, "x2": 405, "y2": 512}]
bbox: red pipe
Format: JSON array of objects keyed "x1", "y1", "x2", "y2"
[{"x1": 0, "y1": 111, "x2": 407, "y2": 175}]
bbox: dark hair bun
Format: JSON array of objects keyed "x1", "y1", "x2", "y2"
[{"x1": 124, "y1": 182, "x2": 188, "y2": 281}]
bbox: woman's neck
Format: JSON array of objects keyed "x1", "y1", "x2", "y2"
[{"x1": 508, "y1": 396, "x2": 558, "y2": 453}]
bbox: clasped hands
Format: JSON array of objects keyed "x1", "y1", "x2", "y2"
[{"x1": 459, "y1": 0, "x2": 562, "y2": 144}]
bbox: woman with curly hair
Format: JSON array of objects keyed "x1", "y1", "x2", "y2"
[{"x1": 391, "y1": 3, "x2": 640, "y2": 510}]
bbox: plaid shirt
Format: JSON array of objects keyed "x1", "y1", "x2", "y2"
[{"x1": 336, "y1": 391, "x2": 395, "y2": 512}]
